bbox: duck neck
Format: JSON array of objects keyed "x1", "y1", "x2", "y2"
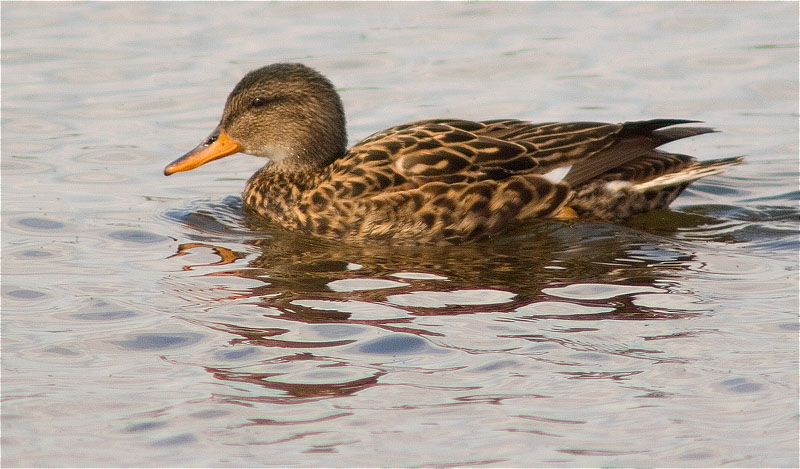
[
  {"x1": 267, "y1": 124, "x2": 347, "y2": 173},
  {"x1": 296, "y1": 116, "x2": 347, "y2": 170}
]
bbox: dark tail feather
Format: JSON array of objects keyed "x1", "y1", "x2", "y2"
[
  {"x1": 619, "y1": 119, "x2": 701, "y2": 136},
  {"x1": 653, "y1": 126, "x2": 717, "y2": 145},
  {"x1": 619, "y1": 119, "x2": 716, "y2": 145}
]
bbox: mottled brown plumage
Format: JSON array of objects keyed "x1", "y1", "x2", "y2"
[{"x1": 164, "y1": 63, "x2": 742, "y2": 245}]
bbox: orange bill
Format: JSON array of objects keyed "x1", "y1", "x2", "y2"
[{"x1": 164, "y1": 128, "x2": 243, "y2": 175}]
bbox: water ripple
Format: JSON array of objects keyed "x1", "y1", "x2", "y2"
[{"x1": 2, "y1": 1, "x2": 797, "y2": 467}]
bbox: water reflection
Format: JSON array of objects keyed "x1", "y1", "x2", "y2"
[
  {"x1": 206, "y1": 358, "x2": 384, "y2": 402},
  {"x1": 3, "y1": 0, "x2": 796, "y2": 464},
  {"x1": 160, "y1": 197, "x2": 752, "y2": 404},
  {"x1": 165, "y1": 205, "x2": 708, "y2": 318}
]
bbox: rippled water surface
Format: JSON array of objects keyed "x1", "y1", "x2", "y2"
[{"x1": 2, "y1": 2, "x2": 798, "y2": 467}]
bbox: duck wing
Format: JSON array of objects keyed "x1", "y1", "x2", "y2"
[{"x1": 336, "y1": 118, "x2": 713, "y2": 190}]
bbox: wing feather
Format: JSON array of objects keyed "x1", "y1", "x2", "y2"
[{"x1": 328, "y1": 118, "x2": 714, "y2": 198}]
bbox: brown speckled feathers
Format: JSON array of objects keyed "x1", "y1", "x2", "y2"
[{"x1": 164, "y1": 63, "x2": 743, "y2": 245}]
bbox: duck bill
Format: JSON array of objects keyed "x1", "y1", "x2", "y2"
[{"x1": 164, "y1": 127, "x2": 243, "y2": 175}]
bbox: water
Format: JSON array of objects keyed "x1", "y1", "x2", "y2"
[{"x1": 2, "y1": 2, "x2": 798, "y2": 467}]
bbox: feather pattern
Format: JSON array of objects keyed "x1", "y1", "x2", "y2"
[{"x1": 164, "y1": 63, "x2": 743, "y2": 245}]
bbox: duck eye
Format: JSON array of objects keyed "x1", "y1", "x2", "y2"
[{"x1": 251, "y1": 97, "x2": 270, "y2": 107}]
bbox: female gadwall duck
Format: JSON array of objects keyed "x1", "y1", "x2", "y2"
[{"x1": 165, "y1": 63, "x2": 741, "y2": 245}]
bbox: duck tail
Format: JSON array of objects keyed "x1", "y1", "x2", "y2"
[{"x1": 633, "y1": 156, "x2": 744, "y2": 191}]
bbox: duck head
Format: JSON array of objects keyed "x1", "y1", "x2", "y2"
[{"x1": 164, "y1": 63, "x2": 347, "y2": 175}]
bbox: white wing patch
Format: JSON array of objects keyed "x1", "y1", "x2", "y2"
[{"x1": 542, "y1": 165, "x2": 572, "y2": 183}]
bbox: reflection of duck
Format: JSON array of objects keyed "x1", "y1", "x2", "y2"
[{"x1": 165, "y1": 63, "x2": 742, "y2": 245}]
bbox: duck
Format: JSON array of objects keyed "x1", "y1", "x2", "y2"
[{"x1": 164, "y1": 63, "x2": 742, "y2": 245}]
